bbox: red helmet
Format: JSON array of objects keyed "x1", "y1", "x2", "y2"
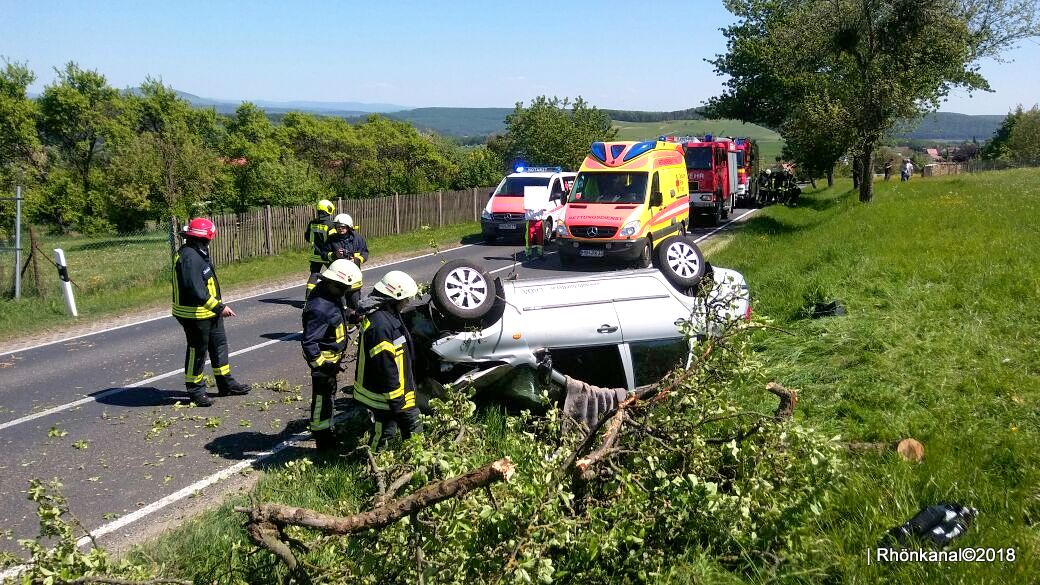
[{"x1": 185, "y1": 218, "x2": 216, "y2": 240}]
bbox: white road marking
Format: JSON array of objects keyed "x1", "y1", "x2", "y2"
[
  {"x1": 693, "y1": 208, "x2": 758, "y2": 243},
  {"x1": 0, "y1": 332, "x2": 299, "y2": 433},
  {"x1": 0, "y1": 244, "x2": 476, "y2": 358},
  {"x1": 0, "y1": 423, "x2": 315, "y2": 581}
]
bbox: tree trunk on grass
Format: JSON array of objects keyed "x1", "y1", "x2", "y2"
[
  {"x1": 858, "y1": 146, "x2": 875, "y2": 202},
  {"x1": 827, "y1": 168, "x2": 834, "y2": 187}
]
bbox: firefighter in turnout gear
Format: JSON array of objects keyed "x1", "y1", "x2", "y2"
[
  {"x1": 353, "y1": 271, "x2": 423, "y2": 449},
  {"x1": 305, "y1": 199, "x2": 336, "y2": 298},
  {"x1": 325, "y1": 213, "x2": 369, "y2": 268},
  {"x1": 301, "y1": 259, "x2": 363, "y2": 450},
  {"x1": 173, "y1": 218, "x2": 250, "y2": 407}
]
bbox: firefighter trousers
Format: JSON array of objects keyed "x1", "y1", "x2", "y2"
[
  {"x1": 309, "y1": 364, "x2": 339, "y2": 448},
  {"x1": 176, "y1": 316, "x2": 231, "y2": 393},
  {"x1": 370, "y1": 394, "x2": 422, "y2": 450},
  {"x1": 306, "y1": 261, "x2": 326, "y2": 298}
]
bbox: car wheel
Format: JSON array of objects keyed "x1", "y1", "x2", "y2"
[
  {"x1": 635, "y1": 241, "x2": 652, "y2": 268},
  {"x1": 710, "y1": 199, "x2": 722, "y2": 226},
  {"x1": 656, "y1": 235, "x2": 706, "y2": 289},
  {"x1": 431, "y1": 259, "x2": 497, "y2": 322},
  {"x1": 721, "y1": 197, "x2": 730, "y2": 220},
  {"x1": 543, "y1": 218, "x2": 554, "y2": 243}
]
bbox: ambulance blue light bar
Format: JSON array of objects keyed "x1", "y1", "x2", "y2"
[{"x1": 515, "y1": 165, "x2": 562, "y2": 173}]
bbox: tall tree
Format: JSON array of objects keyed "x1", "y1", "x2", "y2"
[
  {"x1": 0, "y1": 59, "x2": 42, "y2": 173},
  {"x1": 779, "y1": 90, "x2": 854, "y2": 186},
  {"x1": 107, "y1": 79, "x2": 222, "y2": 232},
  {"x1": 712, "y1": 0, "x2": 1040, "y2": 202},
  {"x1": 1007, "y1": 105, "x2": 1040, "y2": 164},
  {"x1": 38, "y1": 62, "x2": 123, "y2": 200},
  {"x1": 489, "y1": 96, "x2": 616, "y2": 172}
]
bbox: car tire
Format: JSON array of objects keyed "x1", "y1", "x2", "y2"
[
  {"x1": 710, "y1": 198, "x2": 722, "y2": 226},
  {"x1": 543, "y1": 218, "x2": 554, "y2": 243},
  {"x1": 721, "y1": 197, "x2": 730, "y2": 220},
  {"x1": 635, "y1": 241, "x2": 653, "y2": 268},
  {"x1": 656, "y1": 235, "x2": 706, "y2": 289},
  {"x1": 431, "y1": 260, "x2": 497, "y2": 322}
]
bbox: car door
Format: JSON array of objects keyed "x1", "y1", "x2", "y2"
[
  {"x1": 612, "y1": 274, "x2": 692, "y2": 343},
  {"x1": 548, "y1": 178, "x2": 568, "y2": 225},
  {"x1": 510, "y1": 279, "x2": 624, "y2": 350}
]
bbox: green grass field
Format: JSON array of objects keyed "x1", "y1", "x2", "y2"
[
  {"x1": 613, "y1": 118, "x2": 785, "y2": 163},
  {"x1": 0, "y1": 222, "x2": 480, "y2": 340},
  {"x1": 114, "y1": 169, "x2": 1039, "y2": 584}
]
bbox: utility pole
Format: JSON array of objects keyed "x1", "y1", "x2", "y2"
[{"x1": 14, "y1": 186, "x2": 22, "y2": 299}]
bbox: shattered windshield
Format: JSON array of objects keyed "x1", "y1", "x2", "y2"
[{"x1": 569, "y1": 172, "x2": 648, "y2": 204}]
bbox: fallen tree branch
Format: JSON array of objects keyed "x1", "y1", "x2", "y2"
[
  {"x1": 237, "y1": 458, "x2": 514, "y2": 537},
  {"x1": 766, "y1": 382, "x2": 798, "y2": 420},
  {"x1": 61, "y1": 576, "x2": 192, "y2": 585},
  {"x1": 374, "y1": 471, "x2": 415, "y2": 508},
  {"x1": 365, "y1": 446, "x2": 386, "y2": 497}
]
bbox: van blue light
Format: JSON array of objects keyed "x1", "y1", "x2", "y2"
[
  {"x1": 622, "y1": 140, "x2": 656, "y2": 162},
  {"x1": 590, "y1": 142, "x2": 607, "y2": 162}
]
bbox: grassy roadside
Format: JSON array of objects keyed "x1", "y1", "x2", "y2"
[
  {"x1": 32, "y1": 171, "x2": 1040, "y2": 583},
  {"x1": 0, "y1": 222, "x2": 480, "y2": 340}
]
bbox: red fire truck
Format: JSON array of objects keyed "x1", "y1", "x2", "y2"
[
  {"x1": 732, "y1": 137, "x2": 759, "y2": 206},
  {"x1": 664, "y1": 135, "x2": 737, "y2": 226}
]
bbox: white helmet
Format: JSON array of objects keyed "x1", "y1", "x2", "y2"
[
  {"x1": 374, "y1": 270, "x2": 418, "y2": 300},
  {"x1": 320, "y1": 259, "x2": 362, "y2": 288},
  {"x1": 333, "y1": 213, "x2": 354, "y2": 228}
]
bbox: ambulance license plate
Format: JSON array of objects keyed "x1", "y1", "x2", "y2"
[
  {"x1": 499, "y1": 223, "x2": 517, "y2": 230},
  {"x1": 580, "y1": 249, "x2": 605, "y2": 258}
]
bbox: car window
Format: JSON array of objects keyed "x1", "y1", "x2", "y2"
[
  {"x1": 550, "y1": 179, "x2": 566, "y2": 200},
  {"x1": 550, "y1": 345, "x2": 627, "y2": 389},
  {"x1": 630, "y1": 339, "x2": 689, "y2": 387},
  {"x1": 494, "y1": 176, "x2": 551, "y2": 196}
]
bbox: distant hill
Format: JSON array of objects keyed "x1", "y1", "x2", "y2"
[
  {"x1": 384, "y1": 108, "x2": 512, "y2": 137},
  {"x1": 613, "y1": 119, "x2": 784, "y2": 162},
  {"x1": 127, "y1": 88, "x2": 406, "y2": 117},
  {"x1": 892, "y1": 112, "x2": 1005, "y2": 141}
]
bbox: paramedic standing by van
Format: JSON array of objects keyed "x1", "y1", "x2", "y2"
[
  {"x1": 173, "y1": 218, "x2": 250, "y2": 407},
  {"x1": 352, "y1": 271, "x2": 423, "y2": 449},
  {"x1": 305, "y1": 199, "x2": 336, "y2": 298}
]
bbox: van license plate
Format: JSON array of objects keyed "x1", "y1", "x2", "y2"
[
  {"x1": 499, "y1": 223, "x2": 517, "y2": 230},
  {"x1": 579, "y1": 249, "x2": 605, "y2": 258}
]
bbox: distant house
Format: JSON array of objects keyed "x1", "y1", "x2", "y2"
[
  {"x1": 924, "y1": 148, "x2": 943, "y2": 162},
  {"x1": 220, "y1": 157, "x2": 248, "y2": 167}
]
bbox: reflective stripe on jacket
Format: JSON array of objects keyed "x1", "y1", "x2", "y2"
[
  {"x1": 172, "y1": 243, "x2": 222, "y2": 320},
  {"x1": 353, "y1": 307, "x2": 416, "y2": 411},
  {"x1": 305, "y1": 215, "x2": 335, "y2": 263},
  {"x1": 301, "y1": 285, "x2": 347, "y2": 368}
]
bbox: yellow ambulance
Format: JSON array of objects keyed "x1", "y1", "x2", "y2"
[{"x1": 556, "y1": 140, "x2": 690, "y2": 267}]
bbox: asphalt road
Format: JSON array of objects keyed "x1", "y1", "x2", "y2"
[{"x1": 0, "y1": 206, "x2": 756, "y2": 557}]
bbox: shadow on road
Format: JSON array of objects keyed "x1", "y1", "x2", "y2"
[
  {"x1": 259, "y1": 297, "x2": 305, "y2": 309},
  {"x1": 204, "y1": 418, "x2": 309, "y2": 460},
  {"x1": 94, "y1": 386, "x2": 190, "y2": 408},
  {"x1": 261, "y1": 332, "x2": 301, "y2": 341}
]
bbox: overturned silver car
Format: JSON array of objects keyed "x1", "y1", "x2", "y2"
[{"x1": 408, "y1": 235, "x2": 751, "y2": 394}]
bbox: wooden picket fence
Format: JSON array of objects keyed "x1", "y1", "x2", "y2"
[{"x1": 192, "y1": 188, "x2": 490, "y2": 267}]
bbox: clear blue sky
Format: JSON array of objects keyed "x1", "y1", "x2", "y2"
[{"x1": 2, "y1": 0, "x2": 1037, "y2": 114}]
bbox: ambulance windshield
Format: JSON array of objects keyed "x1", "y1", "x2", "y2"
[{"x1": 569, "y1": 172, "x2": 648, "y2": 204}]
